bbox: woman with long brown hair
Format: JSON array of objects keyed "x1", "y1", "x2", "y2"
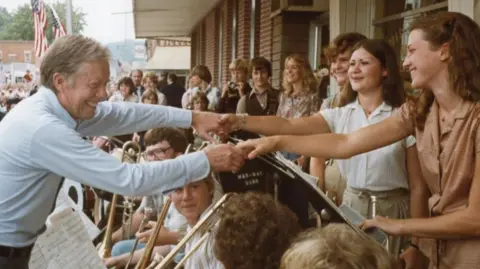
[
  {"x1": 236, "y1": 12, "x2": 480, "y2": 269},
  {"x1": 277, "y1": 54, "x2": 321, "y2": 162}
]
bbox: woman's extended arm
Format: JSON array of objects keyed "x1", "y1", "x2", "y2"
[
  {"x1": 238, "y1": 115, "x2": 410, "y2": 159},
  {"x1": 221, "y1": 113, "x2": 331, "y2": 136}
]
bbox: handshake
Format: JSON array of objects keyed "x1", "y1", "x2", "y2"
[{"x1": 192, "y1": 112, "x2": 278, "y2": 173}]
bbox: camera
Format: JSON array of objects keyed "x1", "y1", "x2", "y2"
[{"x1": 228, "y1": 81, "x2": 237, "y2": 91}]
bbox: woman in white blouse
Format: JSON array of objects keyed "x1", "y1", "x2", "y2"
[
  {"x1": 108, "y1": 77, "x2": 138, "y2": 103},
  {"x1": 221, "y1": 40, "x2": 428, "y2": 263}
]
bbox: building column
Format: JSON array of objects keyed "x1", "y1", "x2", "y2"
[
  {"x1": 449, "y1": 0, "x2": 480, "y2": 24},
  {"x1": 328, "y1": 0, "x2": 375, "y2": 94}
]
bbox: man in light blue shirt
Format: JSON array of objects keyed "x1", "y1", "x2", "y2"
[{"x1": 0, "y1": 35, "x2": 244, "y2": 269}]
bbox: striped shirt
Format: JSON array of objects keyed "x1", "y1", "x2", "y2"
[{"x1": 320, "y1": 99, "x2": 416, "y2": 191}]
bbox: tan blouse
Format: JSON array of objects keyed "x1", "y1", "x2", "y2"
[{"x1": 394, "y1": 99, "x2": 480, "y2": 269}]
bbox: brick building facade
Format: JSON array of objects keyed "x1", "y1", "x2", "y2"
[
  {"x1": 188, "y1": 0, "x2": 325, "y2": 88},
  {"x1": 133, "y1": 0, "x2": 479, "y2": 93},
  {"x1": 0, "y1": 41, "x2": 36, "y2": 65}
]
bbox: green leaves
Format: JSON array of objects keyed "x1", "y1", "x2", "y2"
[{"x1": 0, "y1": 2, "x2": 87, "y2": 42}]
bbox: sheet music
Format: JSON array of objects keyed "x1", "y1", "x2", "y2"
[
  {"x1": 29, "y1": 208, "x2": 107, "y2": 269},
  {"x1": 49, "y1": 190, "x2": 101, "y2": 240}
]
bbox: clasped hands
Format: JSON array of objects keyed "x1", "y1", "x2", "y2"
[{"x1": 192, "y1": 112, "x2": 278, "y2": 173}]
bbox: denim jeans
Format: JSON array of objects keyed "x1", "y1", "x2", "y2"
[{"x1": 111, "y1": 239, "x2": 146, "y2": 257}]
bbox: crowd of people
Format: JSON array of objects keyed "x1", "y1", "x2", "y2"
[{"x1": 1, "y1": 10, "x2": 479, "y2": 269}]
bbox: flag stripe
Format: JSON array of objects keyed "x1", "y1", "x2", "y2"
[
  {"x1": 32, "y1": 0, "x2": 48, "y2": 58},
  {"x1": 48, "y1": 4, "x2": 67, "y2": 40}
]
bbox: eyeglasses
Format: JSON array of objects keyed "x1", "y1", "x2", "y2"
[{"x1": 144, "y1": 147, "x2": 172, "y2": 158}]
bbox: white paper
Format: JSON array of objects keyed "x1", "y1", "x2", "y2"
[
  {"x1": 49, "y1": 189, "x2": 101, "y2": 240},
  {"x1": 29, "y1": 208, "x2": 107, "y2": 269}
]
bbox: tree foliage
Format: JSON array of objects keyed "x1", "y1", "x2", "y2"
[
  {"x1": 0, "y1": 2, "x2": 87, "y2": 42},
  {"x1": 0, "y1": 7, "x2": 12, "y2": 33}
]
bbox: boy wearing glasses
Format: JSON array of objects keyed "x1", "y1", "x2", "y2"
[{"x1": 105, "y1": 127, "x2": 189, "y2": 267}]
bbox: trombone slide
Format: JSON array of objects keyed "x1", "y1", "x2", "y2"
[{"x1": 135, "y1": 199, "x2": 172, "y2": 269}]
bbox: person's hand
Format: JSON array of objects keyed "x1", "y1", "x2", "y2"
[
  {"x1": 237, "y1": 81, "x2": 246, "y2": 96},
  {"x1": 192, "y1": 111, "x2": 223, "y2": 142},
  {"x1": 136, "y1": 225, "x2": 170, "y2": 245},
  {"x1": 221, "y1": 83, "x2": 229, "y2": 98},
  {"x1": 359, "y1": 216, "x2": 404, "y2": 236},
  {"x1": 92, "y1": 136, "x2": 110, "y2": 151},
  {"x1": 103, "y1": 256, "x2": 126, "y2": 268},
  {"x1": 399, "y1": 246, "x2": 428, "y2": 269},
  {"x1": 132, "y1": 132, "x2": 141, "y2": 143},
  {"x1": 136, "y1": 229, "x2": 152, "y2": 244},
  {"x1": 296, "y1": 155, "x2": 306, "y2": 168},
  {"x1": 203, "y1": 143, "x2": 245, "y2": 173},
  {"x1": 236, "y1": 136, "x2": 280, "y2": 159},
  {"x1": 218, "y1": 113, "x2": 245, "y2": 135}
]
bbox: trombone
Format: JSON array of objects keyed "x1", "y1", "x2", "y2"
[
  {"x1": 98, "y1": 141, "x2": 143, "y2": 259},
  {"x1": 135, "y1": 198, "x2": 172, "y2": 269},
  {"x1": 153, "y1": 193, "x2": 231, "y2": 269},
  {"x1": 124, "y1": 206, "x2": 154, "y2": 268}
]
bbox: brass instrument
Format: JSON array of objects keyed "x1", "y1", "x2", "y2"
[
  {"x1": 135, "y1": 198, "x2": 172, "y2": 269},
  {"x1": 153, "y1": 193, "x2": 231, "y2": 269},
  {"x1": 124, "y1": 207, "x2": 154, "y2": 268},
  {"x1": 370, "y1": 195, "x2": 390, "y2": 251},
  {"x1": 98, "y1": 141, "x2": 143, "y2": 258}
]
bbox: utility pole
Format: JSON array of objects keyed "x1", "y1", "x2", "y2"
[{"x1": 65, "y1": 0, "x2": 73, "y2": 34}]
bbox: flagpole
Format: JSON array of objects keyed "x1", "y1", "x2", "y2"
[{"x1": 65, "y1": 0, "x2": 73, "y2": 34}]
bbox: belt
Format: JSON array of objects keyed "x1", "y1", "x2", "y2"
[
  {"x1": 0, "y1": 244, "x2": 34, "y2": 258},
  {"x1": 346, "y1": 186, "x2": 408, "y2": 199}
]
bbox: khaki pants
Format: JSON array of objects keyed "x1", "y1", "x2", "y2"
[{"x1": 343, "y1": 186, "x2": 410, "y2": 258}]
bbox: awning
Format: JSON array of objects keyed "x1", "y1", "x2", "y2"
[
  {"x1": 143, "y1": 46, "x2": 191, "y2": 70},
  {"x1": 132, "y1": 0, "x2": 221, "y2": 38}
]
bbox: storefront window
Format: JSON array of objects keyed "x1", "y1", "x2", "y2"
[
  {"x1": 374, "y1": 0, "x2": 447, "y2": 87},
  {"x1": 382, "y1": 0, "x2": 447, "y2": 17}
]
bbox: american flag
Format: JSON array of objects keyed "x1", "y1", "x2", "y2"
[
  {"x1": 31, "y1": 0, "x2": 48, "y2": 58},
  {"x1": 47, "y1": 4, "x2": 66, "y2": 40}
]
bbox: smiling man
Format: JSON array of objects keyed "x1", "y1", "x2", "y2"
[{"x1": 0, "y1": 35, "x2": 244, "y2": 269}]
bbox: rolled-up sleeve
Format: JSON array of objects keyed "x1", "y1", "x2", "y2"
[
  {"x1": 77, "y1": 101, "x2": 192, "y2": 137},
  {"x1": 30, "y1": 123, "x2": 210, "y2": 197}
]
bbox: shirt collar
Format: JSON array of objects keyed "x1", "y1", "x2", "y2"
[
  {"x1": 345, "y1": 98, "x2": 393, "y2": 113},
  {"x1": 38, "y1": 86, "x2": 77, "y2": 128},
  {"x1": 249, "y1": 87, "x2": 270, "y2": 98},
  {"x1": 453, "y1": 99, "x2": 474, "y2": 119}
]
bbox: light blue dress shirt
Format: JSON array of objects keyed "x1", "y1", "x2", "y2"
[{"x1": 0, "y1": 87, "x2": 210, "y2": 247}]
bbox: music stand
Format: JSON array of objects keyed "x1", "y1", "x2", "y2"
[{"x1": 218, "y1": 137, "x2": 388, "y2": 245}]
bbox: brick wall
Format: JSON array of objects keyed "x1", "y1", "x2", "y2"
[
  {"x1": 204, "y1": 10, "x2": 220, "y2": 85},
  {"x1": 188, "y1": 0, "x2": 317, "y2": 90},
  {"x1": 259, "y1": 0, "x2": 272, "y2": 61},
  {"x1": 221, "y1": 0, "x2": 234, "y2": 85},
  {"x1": 190, "y1": 31, "x2": 198, "y2": 68},
  {"x1": 253, "y1": 0, "x2": 261, "y2": 57},
  {"x1": 0, "y1": 41, "x2": 36, "y2": 64},
  {"x1": 271, "y1": 12, "x2": 316, "y2": 88},
  {"x1": 237, "y1": 0, "x2": 251, "y2": 59},
  {"x1": 271, "y1": 15, "x2": 283, "y2": 88},
  {"x1": 200, "y1": 23, "x2": 206, "y2": 67}
]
